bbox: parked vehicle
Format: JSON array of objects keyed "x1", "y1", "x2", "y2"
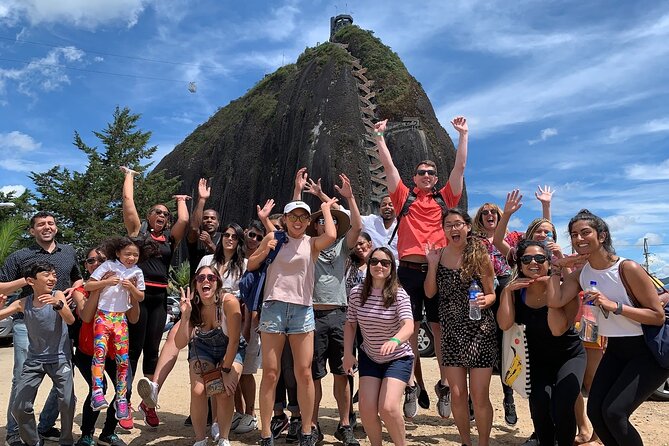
[
  {"x1": 417, "y1": 315, "x2": 435, "y2": 357},
  {"x1": 651, "y1": 378, "x2": 669, "y2": 401},
  {"x1": 164, "y1": 294, "x2": 181, "y2": 333}
]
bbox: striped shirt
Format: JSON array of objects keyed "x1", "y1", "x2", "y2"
[{"x1": 347, "y1": 285, "x2": 414, "y2": 363}]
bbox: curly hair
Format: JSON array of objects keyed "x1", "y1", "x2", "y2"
[
  {"x1": 444, "y1": 209, "x2": 491, "y2": 283},
  {"x1": 189, "y1": 265, "x2": 224, "y2": 328}
]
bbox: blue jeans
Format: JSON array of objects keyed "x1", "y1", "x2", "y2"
[{"x1": 6, "y1": 320, "x2": 60, "y2": 440}]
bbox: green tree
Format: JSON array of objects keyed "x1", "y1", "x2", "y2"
[{"x1": 30, "y1": 106, "x2": 180, "y2": 253}]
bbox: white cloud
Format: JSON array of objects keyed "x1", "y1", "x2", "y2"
[
  {"x1": 508, "y1": 217, "x2": 524, "y2": 231},
  {"x1": 0, "y1": 131, "x2": 41, "y2": 151},
  {"x1": 0, "y1": 158, "x2": 50, "y2": 172},
  {"x1": 528, "y1": 127, "x2": 558, "y2": 145},
  {"x1": 636, "y1": 232, "x2": 664, "y2": 246},
  {"x1": 0, "y1": 0, "x2": 153, "y2": 29},
  {"x1": 625, "y1": 158, "x2": 669, "y2": 181},
  {"x1": 604, "y1": 117, "x2": 669, "y2": 144},
  {"x1": 0, "y1": 184, "x2": 26, "y2": 196}
]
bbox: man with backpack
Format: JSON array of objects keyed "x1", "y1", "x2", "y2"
[{"x1": 374, "y1": 116, "x2": 469, "y2": 419}]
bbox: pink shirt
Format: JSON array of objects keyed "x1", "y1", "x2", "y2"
[
  {"x1": 347, "y1": 285, "x2": 414, "y2": 363},
  {"x1": 264, "y1": 234, "x2": 315, "y2": 306}
]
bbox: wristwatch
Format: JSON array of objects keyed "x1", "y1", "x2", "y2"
[
  {"x1": 52, "y1": 301, "x2": 64, "y2": 311},
  {"x1": 614, "y1": 302, "x2": 623, "y2": 315},
  {"x1": 221, "y1": 367, "x2": 231, "y2": 374}
]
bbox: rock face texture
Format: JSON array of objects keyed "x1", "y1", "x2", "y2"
[{"x1": 155, "y1": 24, "x2": 467, "y2": 225}]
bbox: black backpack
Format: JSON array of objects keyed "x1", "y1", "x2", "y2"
[{"x1": 388, "y1": 187, "x2": 449, "y2": 245}]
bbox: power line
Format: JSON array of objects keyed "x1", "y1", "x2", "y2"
[
  {"x1": 0, "y1": 56, "x2": 188, "y2": 84},
  {"x1": 0, "y1": 35, "x2": 221, "y2": 70}
]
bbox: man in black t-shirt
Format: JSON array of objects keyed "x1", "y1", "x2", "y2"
[{"x1": 187, "y1": 178, "x2": 221, "y2": 278}]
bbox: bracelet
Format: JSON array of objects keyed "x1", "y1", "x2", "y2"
[
  {"x1": 375, "y1": 131, "x2": 384, "y2": 136},
  {"x1": 614, "y1": 302, "x2": 623, "y2": 315},
  {"x1": 52, "y1": 301, "x2": 64, "y2": 311},
  {"x1": 390, "y1": 337, "x2": 401, "y2": 345}
]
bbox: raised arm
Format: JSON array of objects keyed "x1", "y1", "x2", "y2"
[
  {"x1": 170, "y1": 195, "x2": 191, "y2": 244},
  {"x1": 493, "y1": 189, "x2": 522, "y2": 259},
  {"x1": 535, "y1": 185, "x2": 554, "y2": 221},
  {"x1": 448, "y1": 116, "x2": 468, "y2": 197},
  {"x1": 292, "y1": 167, "x2": 308, "y2": 201},
  {"x1": 121, "y1": 166, "x2": 141, "y2": 237},
  {"x1": 335, "y1": 174, "x2": 362, "y2": 249},
  {"x1": 188, "y1": 178, "x2": 211, "y2": 244},
  {"x1": 247, "y1": 232, "x2": 277, "y2": 272},
  {"x1": 312, "y1": 197, "x2": 338, "y2": 253},
  {"x1": 256, "y1": 199, "x2": 277, "y2": 234},
  {"x1": 374, "y1": 120, "x2": 401, "y2": 193},
  {"x1": 174, "y1": 287, "x2": 193, "y2": 350}
]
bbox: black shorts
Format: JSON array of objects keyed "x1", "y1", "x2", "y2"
[
  {"x1": 312, "y1": 307, "x2": 346, "y2": 379},
  {"x1": 398, "y1": 265, "x2": 440, "y2": 323}
]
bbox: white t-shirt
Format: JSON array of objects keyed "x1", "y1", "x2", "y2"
[
  {"x1": 90, "y1": 260, "x2": 145, "y2": 313},
  {"x1": 361, "y1": 214, "x2": 398, "y2": 259},
  {"x1": 197, "y1": 255, "x2": 247, "y2": 293}
]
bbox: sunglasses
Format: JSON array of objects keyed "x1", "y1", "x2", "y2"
[
  {"x1": 195, "y1": 274, "x2": 217, "y2": 283},
  {"x1": 287, "y1": 214, "x2": 310, "y2": 223},
  {"x1": 85, "y1": 256, "x2": 106, "y2": 265},
  {"x1": 481, "y1": 209, "x2": 497, "y2": 216},
  {"x1": 369, "y1": 258, "x2": 392, "y2": 267},
  {"x1": 247, "y1": 232, "x2": 263, "y2": 242},
  {"x1": 416, "y1": 169, "x2": 436, "y2": 176},
  {"x1": 317, "y1": 217, "x2": 338, "y2": 225},
  {"x1": 444, "y1": 221, "x2": 466, "y2": 230},
  {"x1": 151, "y1": 209, "x2": 171, "y2": 217},
  {"x1": 222, "y1": 233, "x2": 238, "y2": 240},
  {"x1": 520, "y1": 254, "x2": 548, "y2": 265}
]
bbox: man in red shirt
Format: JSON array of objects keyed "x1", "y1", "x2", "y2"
[{"x1": 374, "y1": 116, "x2": 468, "y2": 418}]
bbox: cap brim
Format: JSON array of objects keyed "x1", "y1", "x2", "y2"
[{"x1": 306, "y1": 209, "x2": 351, "y2": 238}]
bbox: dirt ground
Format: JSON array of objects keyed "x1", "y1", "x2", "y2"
[{"x1": 1, "y1": 339, "x2": 668, "y2": 446}]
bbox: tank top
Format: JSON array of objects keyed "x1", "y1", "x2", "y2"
[
  {"x1": 24, "y1": 293, "x2": 71, "y2": 363},
  {"x1": 579, "y1": 257, "x2": 643, "y2": 337},
  {"x1": 264, "y1": 234, "x2": 315, "y2": 306}
]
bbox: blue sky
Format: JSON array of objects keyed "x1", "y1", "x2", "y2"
[{"x1": 1, "y1": 1, "x2": 668, "y2": 276}]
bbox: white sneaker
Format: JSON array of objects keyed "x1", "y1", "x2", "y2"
[
  {"x1": 217, "y1": 440, "x2": 230, "y2": 446},
  {"x1": 137, "y1": 377, "x2": 159, "y2": 408},
  {"x1": 211, "y1": 422, "x2": 220, "y2": 442},
  {"x1": 233, "y1": 413, "x2": 258, "y2": 434},
  {"x1": 230, "y1": 412, "x2": 244, "y2": 431},
  {"x1": 193, "y1": 437, "x2": 209, "y2": 446}
]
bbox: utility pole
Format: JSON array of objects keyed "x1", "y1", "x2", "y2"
[{"x1": 643, "y1": 237, "x2": 650, "y2": 271}]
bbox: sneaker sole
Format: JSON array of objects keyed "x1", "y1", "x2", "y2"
[
  {"x1": 90, "y1": 403, "x2": 109, "y2": 412},
  {"x1": 234, "y1": 423, "x2": 258, "y2": 434},
  {"x1": 137, "y1": 379, "x2": 157, "y2": 409}
]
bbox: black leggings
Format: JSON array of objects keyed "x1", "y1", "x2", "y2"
[
  {"x1": 129, "y1": 287, "x2": 167, "y2": 378},
  {"x1": 274, "y1": 341, "x2": 298, "y2": 413},
  {"x1": 73, "y1": 349, "x2": 118, "y2": 437},
  {"x1": 529, "y1": 348, "x2": 586, "y2": 446},
  {"x1": 588, "y1": 336, "x2": 669, "y2": 446}
]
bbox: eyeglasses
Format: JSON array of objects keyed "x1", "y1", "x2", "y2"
[
  {"x1": 222, "y1": 233, "x2": 238, "y2": 240},
  {"x1": 444, "y1": 221, "x2": 466, "y2": 230},
  {"x1": 287, "y1": 214, "x2": 310, "y2": 223},
  {"x1": 369, "y1": 258, "x2": 392, "y2": 267},
  {"x1": 481, "y1": 209, "x2": 496, "y2": 216},
  {"x1": 195, "y1": 274, "x2": 217, "y2": 283},
  {"x1": 151, "y1": 209, "x2": 171, "y2": 217},
  {"x1": 85, "y1": 256, "x2": 105, "y2": 265},
  {"x1": 416, "y1": 169, "x2": 436, "y2": 176},
  {"x1": 520, "y1": 254, "x2": 548, "y2": 265},
  {"x1": 317, "y1": 217, "x2": 338, "y2": 225},
  {"x1": 247, "y1": 232, "x2": 263, "y2": 242}
]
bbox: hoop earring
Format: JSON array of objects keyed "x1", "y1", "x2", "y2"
[{"x1": 194, "y1": 295, "x2": 200, "y2": 305}]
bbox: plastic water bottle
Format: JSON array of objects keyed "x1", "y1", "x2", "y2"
[
  {"x1": 544, "y1": 231, "x2": 554, "y2": 255},
  {"x1": 579, "y1": 281, "x2": 599, "y2": 342},
  {"x1": 469, "y1": 281, "x2": 482, "y2": 320}
]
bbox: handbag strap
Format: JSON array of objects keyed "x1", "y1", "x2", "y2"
[{"x1": 618, "y1": 259, "x2": 668, "y2": 309}]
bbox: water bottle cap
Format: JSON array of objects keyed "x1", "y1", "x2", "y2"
[
  {"x1": 589, "y1": 281, "x2": 597, "y2": 286},
  {"x1": 546, "y1": 231, "x2": 553, "y2": 238}
]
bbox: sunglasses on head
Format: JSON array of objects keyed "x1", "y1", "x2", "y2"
[
  {"x1": 195, "y1": 274, "x2": 217, "y2": 283},
  {"x1": 317, "y1": 217, "x2": 338, "y2": 225},
  {"x1": 222, "y1": 233, "x2": 238, "y2": 240},
  {"x1": 481, "y1": 209, "x2": 496, "y2": 216},
  {"x1": 247, "y1": 231, "x2": 263, "y2": 242},
  {"x1": 151, "y1": 208, "x2": 170, "y2": 217},
  {"x1": 520, "y1": 254, "x2": 548, "y2": 265},
  {"x1": 416, "y1": 169, "x2": 436, "y2": 176},
  {"x1": 85, "y1": 256, "x2": 105, "y2": 265},
  {"x1": 287, "y1": 214, "x2": 310, "y2": 223},
  {"x1": 369, "y1": 258, "x2": 392, "y2": 267}
]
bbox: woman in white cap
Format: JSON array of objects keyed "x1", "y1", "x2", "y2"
[{"x1": 249, "y1": 198, "x2": 338, "y2": 446}]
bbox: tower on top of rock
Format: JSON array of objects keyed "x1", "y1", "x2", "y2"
[{"x1": 330, "y1": 14, "x2": 353, "y2": 41}]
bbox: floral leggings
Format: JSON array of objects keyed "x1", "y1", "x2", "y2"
[{"x1": 92, "y1": 310, "x2": 129, "y2": 399}]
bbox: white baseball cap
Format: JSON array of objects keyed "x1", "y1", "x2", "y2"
[{"x1": 283, "y1": 200, "x2": 311, "y2": 215}]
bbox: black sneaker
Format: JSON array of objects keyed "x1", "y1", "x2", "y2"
[
  {"x1": 418, "y1": 386, "x2": 430, "y2": 409},
  {"x1": 270, "y1": 413, "x2": 289, "y2": 438},
  {"x1": 314, "y1": 424, "x2": 324, "y2": 444},
  {"x1": 38, "y1": 427, "x2": 61, "y2": 442},
  {"x1": 97, "y1": 432, "x2": 127, "y2": 446},
  {"x1": 522, "y1": 432, "x2": 538, "y2": 446},
  {"x1": 184, "y1": 415, "x2": 192, "y2": 426},
  {"x1": 503, "y1": 401, "x2": 518, "y2": 425},
  {"x1": 334, "y1": 424, "x2": 359, "y2": 446},
  {"x1": 286, "y1": 417, "x2": 301, "y2": 443},
  {"x1": 259, "y1": 436, "x2": 275, "y2": 446},
  {"x1": 298, "y1": 433, "x2": 313, "y2": 446},
  {"x1": 5, "y1": 436, "x2": 24, "y2": 446}
]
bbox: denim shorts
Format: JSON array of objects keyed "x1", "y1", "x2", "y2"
[
  {"x1": 358, "y1": 349, "x2": 414, "y2": 383},
  {"x1": 187, "y1": 327, "x2": 246, "y2": 365},
  {"x1": 259, "y1": 300, "x2": 315, "y2": 334}
]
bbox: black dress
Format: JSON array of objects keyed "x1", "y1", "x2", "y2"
[{"x1": 436, "y1": 265, "x2": 497, "y2": 368}]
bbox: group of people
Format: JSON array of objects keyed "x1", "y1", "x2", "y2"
[{"x1": 0, "y1": 115, "x2": 667, "y2": 446}]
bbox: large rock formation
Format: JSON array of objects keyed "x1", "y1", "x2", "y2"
[{"x1": 155, "y1": 23, "x2": 467, "y2": 225}]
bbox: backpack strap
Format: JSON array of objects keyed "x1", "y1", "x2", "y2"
[{"x1": 388, "y1": 187, "x2": 449, "y2": 245}]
